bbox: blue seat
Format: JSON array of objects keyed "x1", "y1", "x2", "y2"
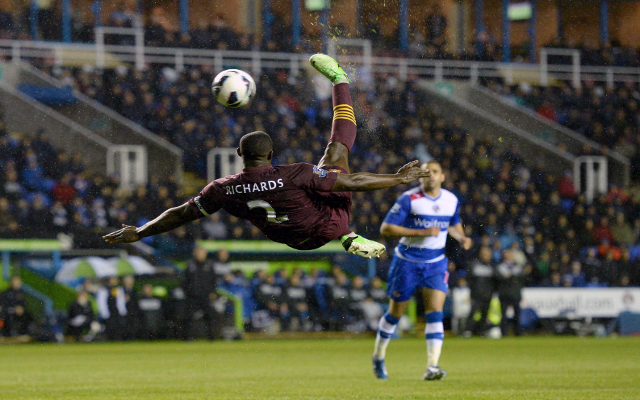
[{"x1": 18, "y1": 84, "x2": 77, "y2": 106}]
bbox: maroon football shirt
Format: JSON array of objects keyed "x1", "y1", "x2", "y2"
[{"x1": 188, "y1": 163, "x2": 352, "y2": 250}]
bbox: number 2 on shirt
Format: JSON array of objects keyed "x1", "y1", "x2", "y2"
[{"x1": 247, "y1": 200, "x2": 289, "y2": 223}]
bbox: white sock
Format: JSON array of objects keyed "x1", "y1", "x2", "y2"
[
  {"x1": 372, "y1": 313, "x2": 399, "y2": 360},
  {"x1": 425, "y1": 311, "x2": 444, "y2": 368},
  {"x1": 333, "y1": 76, "x2": 349, "y2": 85}
]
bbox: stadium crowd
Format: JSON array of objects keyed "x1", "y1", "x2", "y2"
[
  {"x1": 0, "y1": 254, "x2": 388, "y2": 340},
  {"x1": 4, "y1": 63, "x2": 640, "y2": 291},
  {"x1": 2, "y1": 58, "x2": 640, "y2": 340},
  {"x1": 486, "y1": 80, "x2": 640, "y2": 181}
]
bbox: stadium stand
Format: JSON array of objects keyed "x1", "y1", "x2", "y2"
[
  {"x1": 483, "y1": 80, "x2": 640, "y2": 182},
  {"x1": 6, "y1": 63, "x2": 635, "y2": 292},
  {"x1": 1, "y1": 46, "x2": 639, "y2": 339}
]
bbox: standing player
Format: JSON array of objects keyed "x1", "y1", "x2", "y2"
[
  {"x1": 372, "y1": 160, "x2": 473, "y2": 380},
  {"x1": 103, "y1": 54, "x2": 430, "y2": 258}
]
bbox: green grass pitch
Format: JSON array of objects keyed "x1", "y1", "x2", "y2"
[{"x1": 1, "y1": 337, "x2": 639, "y2": 399}]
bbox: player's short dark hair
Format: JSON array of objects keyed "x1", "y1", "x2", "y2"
[{"x1": 239, "y1": 131, "x2": 273, "y2": 159}]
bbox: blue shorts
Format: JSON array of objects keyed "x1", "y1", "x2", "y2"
[{"x1": 387, "y1": 256, "x2": 449, "y2": 302}]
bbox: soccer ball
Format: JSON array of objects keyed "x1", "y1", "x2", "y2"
[{"x1": 212, "y1": 69, "x2": 256, "y2": 108}]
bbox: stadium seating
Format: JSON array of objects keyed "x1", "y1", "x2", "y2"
[
  {"x1": 26, "y1": 64, "x2": 635, "y2": 290},
  {"x1": 483, "y1": 80, "x2": 640, "y2": 181},
  {"x1": 6, "y1": 63, "x2": 640, "y2": 287},
  {"x1": 2, "y1": 58, "x2": 640, "y2": 340}
]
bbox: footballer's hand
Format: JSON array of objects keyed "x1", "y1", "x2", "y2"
[
  {"x1": 461, "y1": 237, "x2": 473, "y2": 250},
  {"x1": 103, "y1": 224, "x2": 142, "y2": 244},
  {"x1": 420, "y1": 227, "x2": 441, "y2": 237},
  {"x1": 397, "y1": 160, "x2": 431, "y2": 184}
]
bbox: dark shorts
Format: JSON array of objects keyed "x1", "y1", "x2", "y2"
[
  {"x1": 289, "y1": 165, "x2": 352, "y2": 250},
  {"x1": 387, "y1": 256, "x2": 449, "y2": 302}
]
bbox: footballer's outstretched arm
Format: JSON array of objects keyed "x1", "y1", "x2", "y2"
[
  {"x1": 103, "y1": 203, "x2": 199, "y2": 244},
  {"x1": 332, "y1": 160, "x2": 430, "y2": 192}
]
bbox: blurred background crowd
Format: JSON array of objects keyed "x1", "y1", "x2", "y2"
[
  {"x1": 1, "y1": 0, "x2": 640, "y2": 342},
  {"x1": 1, "y1": 252, "x2": 391, "y2": 340},
  {"x1": 3, "y1": 66, "x2": 640, "y2": 289}
]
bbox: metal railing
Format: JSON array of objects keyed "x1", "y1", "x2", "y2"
[
  {"x1": 107, "y1": 145, "x2": 148, "y2": 190},
  {"x1": 94, "y1": 27, "x2": 144, "y2": 70},
  {"x1": 208, "y1": 148, "x2": 243, "y2": 183},
  {"x1": 539, "y1": 48, "x2": 581, "y2": 88},
  {"x1": 1, "y1": 40, "x2": 639, "y2": 85},
  {"x1": 574, "y1": 156, "x2": 608, "y2": 203}
]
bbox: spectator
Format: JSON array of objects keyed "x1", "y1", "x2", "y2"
[
  {"x1": 601, "y1": 251, "x2": 619, "y2": 286},
  {"x1": 23, "y1": 196, "x2": 53, "y2": 238},
  {"x1": 618, "y1": 249, "x2": 640, "y2": 286},
  {"x1": 21, "y1": 158, "x2": 49, "y2": 191},
  {"x1": 368, "y1": 277, "x2": 388, "y2": 305},
  {"x1": 581, "y1": 247, "x2": 600, "y2": 279},
  {"x1": 546, "y1": 271, "x2": 563, "y2": 287},
  {"x1": 347, "y1": 276, "x2": 369, "y2": 331},
  {"x1": 137, "y1": 284, "x2": 165, "y2": 340},
  {"x1": 68, "y1": 212, "x2": 98, "y2": 248},
  {"x1": 611, "y1": 212, "x2": 634, "y2": 246},
  {"x1": 424, "y1": 5, "x2": 447, "y2": 47},
  {"x1": 2, "y1": 169, "x2": 24, "y2": 203},
  {"x1": 213, "y1": 248, "x2": 232, "y2": 279},
  {"x1": 96, "y1": 276, "x2": 127, "y2": 341},
  {"x1": 466, "y1": 247, "x2": 497, "y2": 336},
  {"x1": 497, "y1": 250, "x2": 524, "y2": 336},
  {"x1": 51, "y1": 201, "x2": 69, "y2": 233},
  {"x1": 164, "y1": 285, "x2": 188, "y2": 340},
  {"x1": 283, "y1": 275, "x2": 311, "y2": 331},
  {"x1": 563, "y1": 261, "x2": 588, "y2": 287},
  {"x1": 122, "y1": 275, "x2": 139, "y2": 340},
  {"x1": 254, "y1": 274, "x2": 286, "y2": 331},
  {"x1": 593, "y1": 217, "x2": 615, "y2": 244},
  {"x1": 66, "y1": 290, "x2": 98, "y2": 342},
  {"x1": 53, "y1": 173, "x2": 78, "y2": 204},
  {"x1": 0, "y1": 276, "x2": 32, "y2": 337},
  {"x1": 327, "y1": 273, "x2": 351, "y2": 331},
  {"x1": 202, "y1": 213, "x2": 228, "y2": 239},
  {"x1": 557, "y1": 170, "x2": 576, "y2": 199},
  {"x1": 154, "y1": 226, "x2": 194, "y2": 258},
  {"x1": 0, "y1": 197, "x2": 13, "y2": 235},
  {"x1": 183, "y1": 246, "x2": 218, "y2": 340}
]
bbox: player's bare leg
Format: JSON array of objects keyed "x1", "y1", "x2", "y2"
[
  {"x1": 422, "y1": 288, "x2": 447, "y2": 381},
  {"x1": 371, "y1": 299, "x2": 410, "y2": 379},
  {"x1": 311, "y1": 54, "x2": 352, "y2": 173},
  {"x1": 318, "y1": 142, "x2": 349, "y2": 173},
  {"x1": 310, "y1": 53, "x2": 385, "y2": 259},
  {"x1": 388, "y1": 299, "x2": 411, "y2": 320}
]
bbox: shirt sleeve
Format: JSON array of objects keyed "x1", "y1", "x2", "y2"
[
  {"x1": 188, "y1": 181, "x2": 223, "y2": 218},
  {"x1": 383, "y1": 194, "x2": 411, "y2": 226},
  {"x1": 450, "y1": 201, "x2": 461, "y2": 225},
  {"x1": 291, "y1": 163, "x2": 339, "y2": 192}
]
